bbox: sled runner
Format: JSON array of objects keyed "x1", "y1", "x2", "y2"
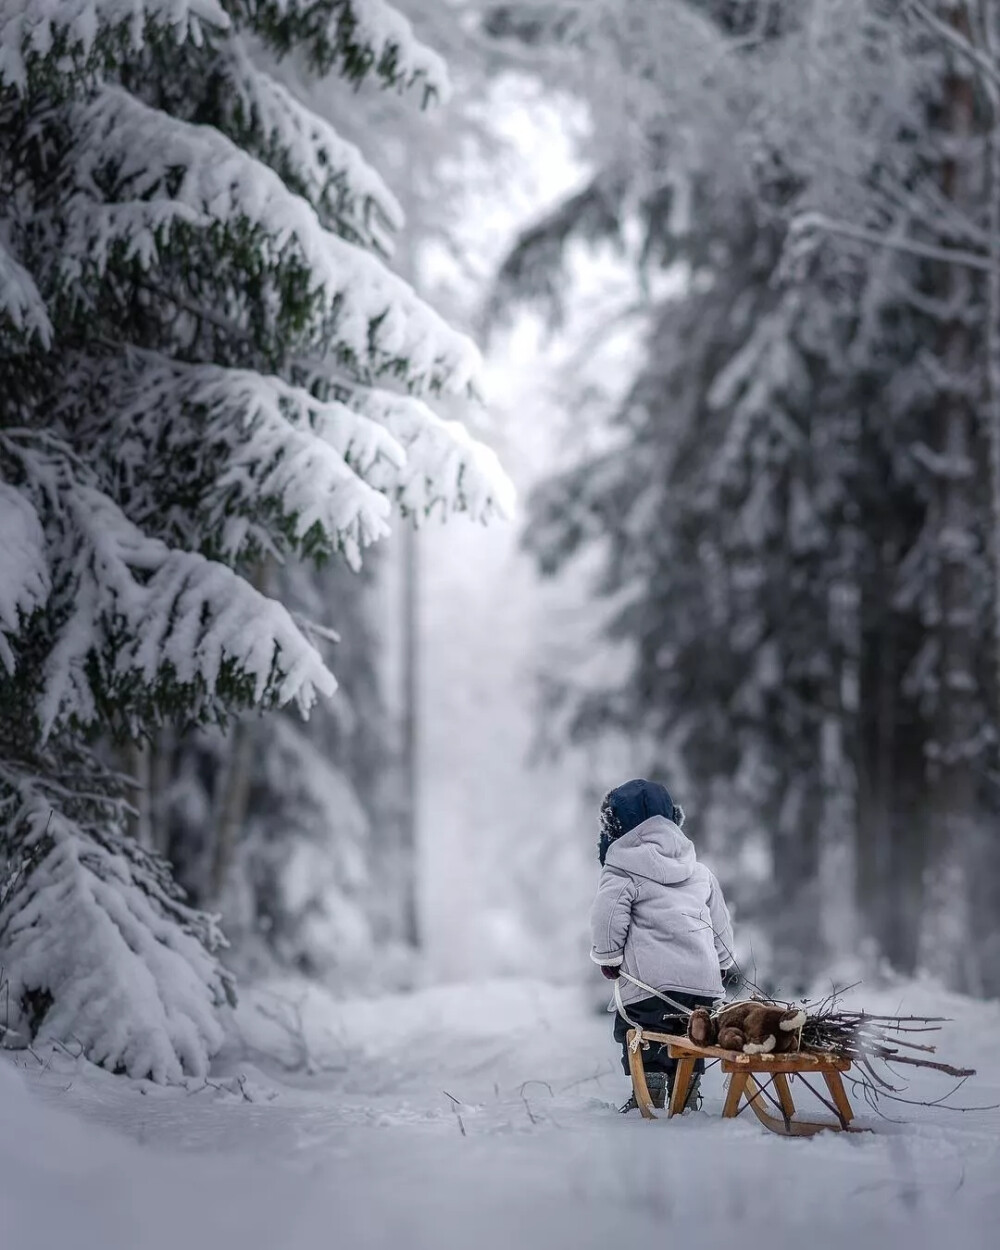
[{"x1": 626, "y1": 1030, "x2": 862, "y2": 1135}]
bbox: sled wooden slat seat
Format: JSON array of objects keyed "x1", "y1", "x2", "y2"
[{"x1": 625, "y1": 1030, "x2": 863, "y2": 1135}]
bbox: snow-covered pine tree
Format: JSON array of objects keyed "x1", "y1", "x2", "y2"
[
  {"x1": 867, "y1": 2, "x2": 994, "y2": 993},
  {"x1": 523, "y1": 215, "x2": 865, "y2": 986},
  {"x1": 0, "y1": 0, "x2": 512, "y2": 1080},
  {"x1": 111, "y1": 0, "x2": 535, "y2": 986},
  {"x1": 491, "y1": 0, "x2": 1000, "y2": 991},
  {"x1": 489, "y1": 0, "x2": 871, "y2": 984}
]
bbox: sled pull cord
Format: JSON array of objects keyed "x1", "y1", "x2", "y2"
[
  {"x1": 616, "y1": 971, "x2": 697, "y2": 1017},
  {"x1": 613, "y1": 975, "x2": 696, "y2": 1052},
  {"x1": 614, "y1": 979, "x2": 645, "y2": 1052}
]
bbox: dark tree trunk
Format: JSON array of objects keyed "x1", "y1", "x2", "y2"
[
  {"x1": 399, "y1": 522, "x2": 421, "y2": 948},
  {"x1": 856, "y1": 543, "x2": 896, "y2": 950},
  {"x1": 918, "y1": 23, "x2": 980, "y2": 990},
  {"x1": 208, "y1": 561, "x2": 270, "y2": 905}
]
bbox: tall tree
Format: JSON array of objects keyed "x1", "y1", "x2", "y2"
[
  {"x1": 0, "y1": 0, "x2": 511, "y2": 1079},
  {"x1": 490, "y1": 0, "x2": 1000, "y2": 992}
]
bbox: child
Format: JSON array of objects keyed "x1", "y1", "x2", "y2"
[{"x1": 590, "y1": 778, "x2": 735, "y2": 1113}]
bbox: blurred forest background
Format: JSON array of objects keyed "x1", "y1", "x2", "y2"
[
  {"x1": 8, "y1": 0, "x2": 1000, "y2": 1065},
  {"x1": 130, "y1": 0, "x2": 1000, "y2": 1002},
  {"x1": 237, "y1": 0, "x2": 1000, "y2": 1000}
]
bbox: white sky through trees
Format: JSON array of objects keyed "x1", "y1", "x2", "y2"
[{"x1": 415, "y1": 72, "x2": 644, "y2": 980}]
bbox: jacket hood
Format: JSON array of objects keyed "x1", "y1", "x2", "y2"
[
  {"x1": 599, "y1": 777, "x2": 684, "y2": 865},
  {"x1": 604, "y1": 814, "x2": 697, "y2": 885}
]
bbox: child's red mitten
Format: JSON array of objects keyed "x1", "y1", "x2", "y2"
[{"x1": 601, "y1": 964, "x2": 621, "y2": 980}]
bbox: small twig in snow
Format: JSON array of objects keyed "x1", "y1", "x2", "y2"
[
  {"x1": 51, "y1": 1037, "x2": 84, "y2": 1061},
  {"x1": 518, "y1": 1080, "x2": 553, "y2": 1127},
  {"x1": 560, "y1": 1064, "x2": 612, "y2": 1092},
  {"x1": 442, "y1": 1090, "x2": 466, "y2": 1137}
]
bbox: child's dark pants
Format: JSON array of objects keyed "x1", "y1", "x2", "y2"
[{"x1": 613, "y1": 991, "x2": 717, "y2": 1076}]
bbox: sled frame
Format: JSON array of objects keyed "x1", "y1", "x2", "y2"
[{"x1": 626, "y1": 1031, "x2": 862, "y2": 1135}]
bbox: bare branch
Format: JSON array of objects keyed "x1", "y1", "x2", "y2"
[
  {"x1": 792, "y1": 210, "x2": 997, "y2": 272},
  {"x1": 906, "y1": 0, "x2": 1000, "y2": 90}
]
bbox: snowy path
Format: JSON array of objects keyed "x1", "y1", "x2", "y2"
[{"x1": 3, "y1": 979, "x2": 998, "y2": 1250}]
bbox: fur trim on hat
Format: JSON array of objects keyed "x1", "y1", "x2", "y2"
[
  {"x1": 598, "y1": 791, "x2": 623, "y2": 866},
  {"x1": 598, "y1": 781, "x2": 686, "y2": 862}
]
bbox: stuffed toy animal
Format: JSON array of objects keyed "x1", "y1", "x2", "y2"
[{"x1": 688, "y1": 1002, "x2": 807, "y2": 1055}]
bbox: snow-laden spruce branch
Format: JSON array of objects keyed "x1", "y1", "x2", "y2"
[
  {"x1": 90, "y1": 356, "x2": 399, "y2": 567},
  {"x1": 0, "y1": 483, "x2": 51, "y2": 677},
  {"x1": 0, "y1": 0, "x2": 230, "y2": 91},
  {"x1": 63, "y1": 86, "x2": 481, "y2": 391},
  {"x1": 218, "y1": 39, "x2": 404, "y2": 254},
  {"x1": 1, "y1": 430, "x2": 337, "y2": 736},
  {"x1": 0, "y1": 1, "x2": 450, "y2": 99},
  {"x1": 74, "y1": 354, "x2": 512, "y2": 560},
  {"x1": 0, "y1": 755, "x2": 235, "y2": 1083},
  {"x1": 345, "y1": 386, "x2": 516, "y2": 523},
  {"x1": 0, "y1": 243, "x2": 53, "y2": 347},
  {"x1": 237, "y1": 0, "x2": 452, "y2": 100}
]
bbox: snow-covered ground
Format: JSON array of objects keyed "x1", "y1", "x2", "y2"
[{"x1": 3, "y1": 977, "x2": 998, "y2": 1250}]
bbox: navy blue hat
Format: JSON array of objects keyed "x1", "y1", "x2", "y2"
[{"x1": 598, "y1": 778, "x2": 685, "y2": 865}]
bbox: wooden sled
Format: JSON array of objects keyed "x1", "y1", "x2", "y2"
[{"x1": 626, "y1": 1031, "x2": 864, "y2": 1135}]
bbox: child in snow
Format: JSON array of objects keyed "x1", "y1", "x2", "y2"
[{"x1": 590, "y1": 778, "x2": 736, "y2": 1113}]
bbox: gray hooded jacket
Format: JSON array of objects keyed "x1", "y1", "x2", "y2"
[{"x1": 589, "y1": 815, "x2": 734, "y2": 1006}]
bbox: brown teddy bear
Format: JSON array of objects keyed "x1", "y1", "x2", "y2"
[{"x1": 688, "y1": 1001, "x2": 807, "y2": 1055}]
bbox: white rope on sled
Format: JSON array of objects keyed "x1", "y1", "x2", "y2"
[
  {"x1": 613, "y1": 972, "x2": 700, "y2": 1052},
  {"x1": 617, "y1": 971, "x2": 698, "y2": 1016},
  {"x1": 614, "y1": 979, "x2": 646, "y2": 1052}
]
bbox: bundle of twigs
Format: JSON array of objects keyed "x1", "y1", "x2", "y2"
[
  {"x1": 800, "y1": 1006, "x2": 975, "y2": 1078},
  {"x1": 713, "y1": 938, "x2": 986, "y2": 1115},
  {"x1": 785, "y1": 988, "x2": 980, "y2": 1115}
]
